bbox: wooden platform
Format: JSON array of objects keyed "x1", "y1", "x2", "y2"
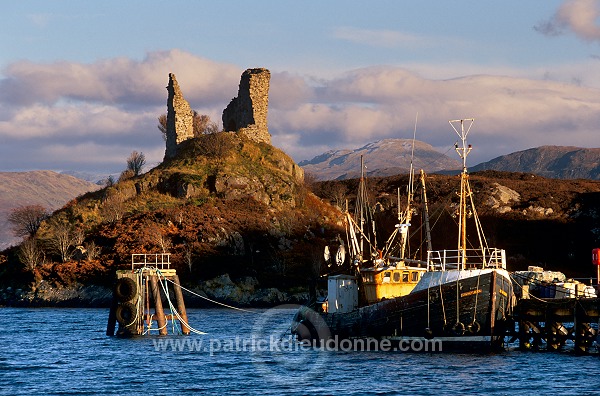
[
  {"x1": 507, "y1": 297, "x2": 599, "y2": 353},
  {"x1": 106, "y1": 254, "x2": 190, "y2": 337}
]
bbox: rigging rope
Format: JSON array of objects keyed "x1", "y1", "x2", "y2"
[
  {"x1": 472, "y1": 271, "x2": 481, "y2": 325},
  {"x1": 155, "y1": 269, "x2": 207, "y2": 335},
  {"x1": 160, "y1": 274, "x2": 258, "y2": 314},
  {"x1": 509, "y1": 272, "x2": 593, "y2": 301}
]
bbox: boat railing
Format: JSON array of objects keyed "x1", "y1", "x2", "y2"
[{"x1": 427, "y1": 248, "x2": 506, "y2": 271}]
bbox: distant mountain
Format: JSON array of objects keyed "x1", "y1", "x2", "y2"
[
  {"x1": 299, "y1": 139, "x2": 461, "y2": 180},
  {"x1": 0, "y1": 171, "x2": 100, "y2": 249},
  {"x1": 60, "y1": 170, "x2": 115, "y2": 185},
  {"x1": 471, "y1": 146, "x2": 600, "y2": 180}
]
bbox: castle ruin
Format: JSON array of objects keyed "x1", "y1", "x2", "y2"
[
  {"x1": 164, "y1": 68, "x2": 272, "y2": 159},
  {"x1": 164, "y1": 73, "x2": 194, "y2": 160},
  {"x1": 222, "y1": 68, "x2": 271, "y2": 144}
]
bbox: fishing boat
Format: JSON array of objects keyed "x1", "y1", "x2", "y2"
[{"x1": 292, "y1": 119, "x2": 514, "y2": 352}]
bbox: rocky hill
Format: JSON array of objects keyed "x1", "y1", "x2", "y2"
[
  {"x1": 299, "y1": 138, "x2": 461, "y2": 180},
  {"x1": 0, "y1": 68, "x2": 346, "y2": 307},
  {"x1": 0, "y1": 133, "x2": 344, "y2": 307},
  {"x1": 0, "y1": 171, "x2": 99, "y2": 249},
  {"x1": 467, "y1": 146, "x2": 600, "y2": 180},
  {"x1": 312, "y1": 170, "x2": 600, "y2": 277},
  {"x1": 2, "y1": 146, "x2": 599, "y2": 306}
]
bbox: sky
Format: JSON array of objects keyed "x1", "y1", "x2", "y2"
[{"x1": 1, "y1": 0, "x2": 599, "y2": 178}]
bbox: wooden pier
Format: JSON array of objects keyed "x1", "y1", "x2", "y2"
[
  {"x1": 506, "y1": 296, "x2": 599, "y2": 354},
  {"x1": 106, "y1": 253, "x2": 190, "y2": 337}
]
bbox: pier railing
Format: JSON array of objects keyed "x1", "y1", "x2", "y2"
[
  {"x1": 427, "y1": 248, "x2": 506, "y2": 271},
  {"x1": 131, "y1": 253, "x2": 171, "y2": 270}
]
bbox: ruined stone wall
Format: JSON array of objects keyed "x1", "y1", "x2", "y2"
[
  {"x1": 222, "y1": 68, "x2": 271, "y2": 144},
  {"x1": 164, "y1": 73, "x2": 194, "y2": 159}
]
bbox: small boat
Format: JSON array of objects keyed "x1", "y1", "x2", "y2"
[{"x1": 292, "y1": 119, "x2": 515, "y2": 352}]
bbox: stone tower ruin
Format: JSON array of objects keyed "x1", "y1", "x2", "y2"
[
  {"x1": 222, "y1": 68, "x2": 271, "y2": 144},
  {"x1": 164, "y1": 73, "x2": 194, "y2": 159}
]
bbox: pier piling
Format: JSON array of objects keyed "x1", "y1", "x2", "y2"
[
  {"x1": 106, "y1": 253, "x2": 191, "y2": 337},
  {"x1": 509, "y1": 297, "x2": 599, "y2": 354}
]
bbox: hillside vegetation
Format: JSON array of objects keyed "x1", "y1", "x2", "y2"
[
  {"x1": 0, "y1": 133, "x2": 344, "y2": 301},
  {"x1": 0, "y1": 171, "x2": 99, "y2": 250},
  {"x1": 2, "y1": 133, "x2": 599, "y2": 306},
  {"x1": 314, "y1": 170, "x2": 600, "y2": 277}
]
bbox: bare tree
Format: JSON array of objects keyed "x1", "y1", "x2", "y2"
[
  {"x1": 183, "y1": 241, "x2": 194, "y2": 272},
  {"x1": 84, "y1": 241, "x2": 102, "y2": 261},
  {"x1": 141, "y1": 221, "x2": 172, "y2": 253},
  {"x1": 8, "y1": 205, "x2": 49, "y2": 238},
  {"x1": 72, "y1": 225, "x2": 85, "y2": 247},
  {"x1": 329, "y1": 183, "x2": 348, "y2": 209},
  {"x1": 156, "y1": 233, "x2": 172, "y2": 253},
  {"x1": 157, "y1": 114, "x2": 167, "y2": 141},
  {"x1": 126, "y1": 151, "x2": 146, "y2": 176},
  {"x1": 193, "y1": 112, "x2": 219, "y2": 136},
  {"x1": 48, "y1": 219, "x2": 74, "y2": 262},
  {"x1": 104, "y1": 175, "x2": 116, "y2": 187},
  {"x1": 158, "y1": 112, "x2": 219, "y2": 141},
  {"x1": 17, "y1": 238, "x2": 45, "y2": 272},
  {"x1": 101, "y1": 192, "x2": 125, "y2": 223}
]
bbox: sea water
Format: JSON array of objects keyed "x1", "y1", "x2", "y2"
[{"x1": 0, "y1": 307, "x2": 598, "y2": 395}]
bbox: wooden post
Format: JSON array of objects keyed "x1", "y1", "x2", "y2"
[
  {"x1": 150, "y1": 275, "x2": 168, "y2": 335},
  {"x1": 172, "y1": 274, "x2": 190, "y2": 335},
  {"x1": 106, "y1": 295, "x2": 118, "y2": 336}
]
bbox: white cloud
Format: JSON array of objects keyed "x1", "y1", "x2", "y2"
[
  {"x1": 269, "y1": 66, "x2": 600, "y2": 164},
  {"x1": 0, "y1": 103, "x2": 158, "y2": 139},
  {"x1": 535, "y1": 0, "x2": 600, "y2": 42},
  {"x1": 0, "y1": 49, "x2": 241, "y2": 107},
  {"x1": 1, "y1": 50, "x2": 599, "y2": 173},
  {"x1": 331, "y1": 27, "x2": 466, "y2": 49}
]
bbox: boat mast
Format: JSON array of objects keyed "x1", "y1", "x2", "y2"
[
  {"x1": 420, "y1": 169, "x2": 432, "y2": 254},
  {"x1": 398, "y1": 114, "x2": 418, "y2": 260},
  {"x1": 450, "y1": 118, "x2": 474, "y2": 270},
  {"x1": 357, "y1": 155, "x2": 366, "y2": 261}
]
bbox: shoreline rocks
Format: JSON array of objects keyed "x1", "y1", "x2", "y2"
[{"x1": 0, "y1": 273, "x2": 312, "y2": 308}]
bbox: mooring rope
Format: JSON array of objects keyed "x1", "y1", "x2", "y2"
[
  {"x1": 439, "y1": 281, "x2": 447, "y2": 326},
  {"x1": 509, "y1": 273, "x2": 569, "y2": 305},
  {"x1": 124, "y1": 294, "x2": 142, "y2": 328},
  {"x1": 142, "y1": 314, "x2": 169, "y2": 335},
  {"x1": 455, "y1": 275, "x2": 460, "y2": 325},
  {"x1": 472, "y1": 270, "x2": 481, "y2": 325},
  {"x1": 160, "y1": 275, "x2": 258, "y2": 314},
  {"x1": 154, "y1": 269, "x2": 208, "y2": 335}
]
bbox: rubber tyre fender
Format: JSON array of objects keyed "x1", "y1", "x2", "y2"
[
  {"x1": 114, "y1": 277, "x2": 137, "y2": 303},
  {"x1": 547, "y1": 332, "x2": 560, "y2": 347},
  {"x1": 452, "y1": 322, "x2": 465, "y2": 336},
  {"x1": 467, "y1": 321, "x2": 481, "y2": 335},
  {"x1": 115, "y1": 302, "x2": 137, "y2": 326},
  {"x1": 424, "y1": 327, "x2": 434, "y2": 340},
  {"x1": 296, "y1": 320, "x2": 319, "y2": 342}
]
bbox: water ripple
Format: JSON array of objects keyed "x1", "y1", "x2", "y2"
[{"x1": 0, "y1": 307, "x2": 598, "y2": 395}]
